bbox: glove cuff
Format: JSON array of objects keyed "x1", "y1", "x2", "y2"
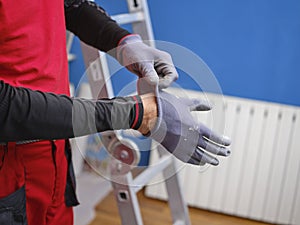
[
  {"x1": 117, "y1": 34, "x2": 143, "y2": 46},
  {"x1": 116, "y1": 34, "x2": 143, "y2": 63}
]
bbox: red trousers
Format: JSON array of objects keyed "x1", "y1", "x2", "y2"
[{"x1": 0, "y1": 140, "x2": 73, "y2": 225}]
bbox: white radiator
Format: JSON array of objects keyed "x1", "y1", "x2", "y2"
[{"x1": 145, "y1": 89, "x2": 300, "y2": 225}]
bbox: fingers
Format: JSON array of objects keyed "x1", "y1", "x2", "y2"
[
  {"x1": 155, "y1": 56, "x2": 178, "y2": 89},
  {"x1": 137, "y1": 63, "x2": 159, "y2": 95},
  {"x1": 139, "y1": 63, "x2": 159, "y2": 86},
  {"x1": 198, "y1": 138, "x2": 231, "y2": 156},
  {"x1": 186, "y1": 123, "x2": 231, "y2": 166},
  {"x1": 188, "y1": 148, "x2": 219, "y2": 166},
  {"x1": 144, "y1": 72, "x2": 159, "y2": 86},
  {"x1": 158, "y1": 76, "x2": 174, "y2": 89},
  {"x1": 199, "y1": 124, "x2": 231, "y2": 147},
  {"x1": 118, "y1": 36, "x2": 177, "y2": 89},
  {"x1": 137, "y1": 61, "x2": 177, "y2": 92},
  {"x1": 138, "y1": 61, "x2": 177, "y2": 89}
]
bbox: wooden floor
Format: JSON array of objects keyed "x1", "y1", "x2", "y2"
[{"x1": 88, "y1": 190, "x2": 272, "y2": 225}]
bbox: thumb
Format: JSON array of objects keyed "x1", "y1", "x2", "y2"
[
  {"x1": 184, "y1": 98, "x2": 212, "y2": 111},
  {"x1": 137, "y1": 77, "x2": 158, "y2": 95},
  {"x1": 140, "y1": 63, "x2": 159, "y2": 86}
]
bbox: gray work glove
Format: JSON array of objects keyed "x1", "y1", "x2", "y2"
[
  {"x1": 117, "y1": 34, "x2": 178, "y2": 89},
  {"x1": 139, "y1": 80, "x2": 231, "y2": 166},
  {"x1": 153, "y1": 91, "x2": 231, "y2": 166}
]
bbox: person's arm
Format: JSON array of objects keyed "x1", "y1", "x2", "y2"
[
  {"x1": 64, "y1": 0, "x2": 178, "y2": 88},
  {"x1": 0, "y1": 80, "x2": 231, "y2": 166},
  {"x1": 0, "y1": 81, "x2": 156, "y2": 142},
  {"x1": 64, "y1": 0, "x2": 129, "y2": 53}
]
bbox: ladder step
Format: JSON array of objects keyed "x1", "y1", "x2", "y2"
[
  {"x1": 132, "y1": 155, "x2": 173, "y2": 193},
  {"x1": 112, "y1": 11, "x2": 145, "y2": 25}
]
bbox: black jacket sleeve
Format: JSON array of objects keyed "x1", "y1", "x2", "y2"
[
  {"x1": 0, "y1": 81, "x2": 143, "y2": 142},
  {"x1": 64, "y1": 0, "x2": 130, "y2": 53}
]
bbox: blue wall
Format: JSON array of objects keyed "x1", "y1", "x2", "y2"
[{"x1": 69, "y1": 0, "x2": 300, "y2": 106}]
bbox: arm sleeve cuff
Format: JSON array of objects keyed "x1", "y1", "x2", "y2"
[{"x1": 129, "y1": 95, "x2": 144, "y2": 130}]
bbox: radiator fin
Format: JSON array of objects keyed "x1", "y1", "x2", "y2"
[{"x1": 145, "y1": 90, "x2": 300, "y2": 225}]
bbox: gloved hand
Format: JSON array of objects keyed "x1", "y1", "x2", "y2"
[
  {"x1": 145, "y1": 90, "x2": 231, "y2": 166},
  {"x1": 117, "y1": 34, "x2": 178, "y2": 89}
]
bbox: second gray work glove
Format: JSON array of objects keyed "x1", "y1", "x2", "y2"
[
  {"x1": 117, "y1": 34, "x2": 178, "y2": 89},
  {"x1": 146, "y1": 90, "x2": 231, "y2": 166}
]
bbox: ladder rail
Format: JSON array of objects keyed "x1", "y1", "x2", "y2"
[
  {"x1": 132, "y1": 154, "x2": 172, "y2": 193},
  {"x1": 111, "y1": 12, "x2": 145, "y2": 25},
  {"x1": 79, "y1": 0, "x2": 192, "y2": 224}
]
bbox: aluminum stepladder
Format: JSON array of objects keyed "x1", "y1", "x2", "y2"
[{"x1": 79, "y1": 0, "x2": 191, "y2": 224}]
